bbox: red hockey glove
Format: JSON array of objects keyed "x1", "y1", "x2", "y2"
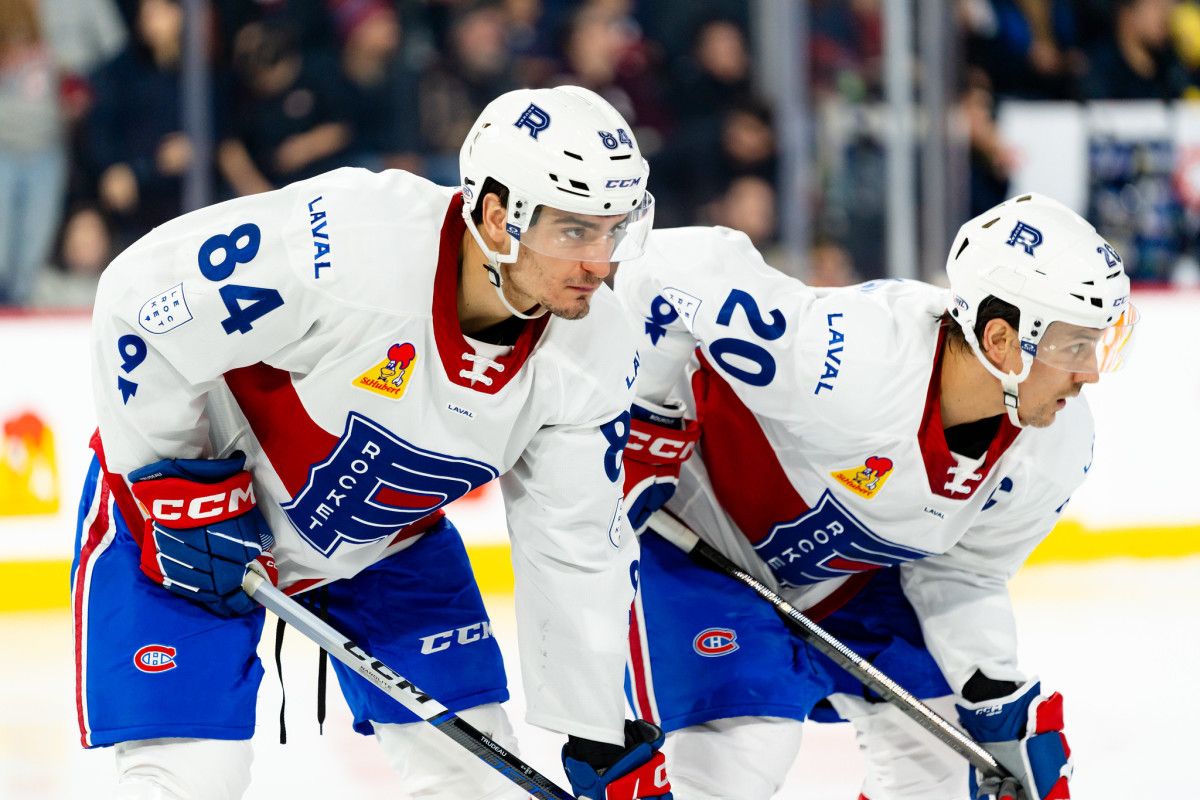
[{"x1": 622, "y1": 400, "x2": 699, "y2": 534}]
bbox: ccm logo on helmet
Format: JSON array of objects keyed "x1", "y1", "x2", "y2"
[
  {"x1": 693, "y1": 628, "x2": 739, "y2": 657},
  {"x1": 134, "y1": 644, "x2": 177, "y2": 673},
  {"x1": 605, "y1": 177, "x2": 642, "y2": 189}
]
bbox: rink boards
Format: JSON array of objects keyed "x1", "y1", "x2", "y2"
[{"x1": 1, "y1": 291, "x2": 1196, "y2": 610}]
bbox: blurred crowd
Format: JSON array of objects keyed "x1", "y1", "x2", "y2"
[
  {"x1": 2, "y1": 0, "x2": 1198, "y2": 308},
  {"x1": 810, "y1": 0, "x2": 1200, "y2": 283}
]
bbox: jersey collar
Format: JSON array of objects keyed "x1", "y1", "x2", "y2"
[
  {"x1": 432, "y1": 192, "x2": 549, "y2": 395},
  {"x1": 918, "y1": 326, "x2": 1021, "y2": 500}
]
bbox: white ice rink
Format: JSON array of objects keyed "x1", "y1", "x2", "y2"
[{"x1": 3, "y1": 556, "x2": 1196, "y2": 799}]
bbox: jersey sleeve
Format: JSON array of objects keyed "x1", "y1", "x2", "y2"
[
  {"x1": 614, "y1": 226, "x2": 823, "y2": 419},
  {"x1": 90, "y1": 182, "x2": 319, "y2": 475},
  {"x1": 500, "y1": 316, "x2": 641, "y2": 745},
  {"x1": 900, "y1": 404, "x2": 1096, "y2": 693}
]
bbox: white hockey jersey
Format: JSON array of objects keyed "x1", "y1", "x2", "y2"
[
  {"x1": 90, "y1": 167, "x2": 641, "y2": 742},
  {"x1": 615, "y1": 226, "x2": 1095, "y2": 693}
]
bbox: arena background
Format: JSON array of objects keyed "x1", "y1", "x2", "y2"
[{"x1": 0, "y1": 2, "x2": 1196, "y2": 797}]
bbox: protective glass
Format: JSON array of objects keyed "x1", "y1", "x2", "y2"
[
  {"x1": 516, "y1": 193, "x2": 655, "y2": 263},
  {"x1": 1035, "y1": 304, "x2": 1139, "y2": 373}
]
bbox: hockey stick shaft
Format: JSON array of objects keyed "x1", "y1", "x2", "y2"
[
  {"x1": 242, "y1": 570, "x2": 576, "y2": 800},
  {"x1": 647, "y1": 510, "x2": 1006, "y2": 780}
]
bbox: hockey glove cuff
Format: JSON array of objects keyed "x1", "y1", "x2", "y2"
[
  {"x1": 956, "y1": 677, "x2": 1072, "y2": 800},
  {"x1": 562, "y1": 719, "x2": 673, "y2": 800}
]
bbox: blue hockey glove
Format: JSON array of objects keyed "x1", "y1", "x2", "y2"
[
  {"x1": 622, "y1": 400, "x2": 698, "y2": 534},
  {"x1": 957, "y1": 678, "x2": 1072, "y2": 800},
  {"x1": 129, "y1": 452, "x2": 276, "y2": 617},
  {"x1": 562, "y1": 719, "x2": 672, "y2": 800}
]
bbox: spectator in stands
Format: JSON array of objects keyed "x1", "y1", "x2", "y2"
[
  {"x1": 810, "y1": 0, "x2": 883, "y2": 101},
  {"x1": 548, "y1": 3, "x2": 668, "y2": 149},
  {"x1": 213, "y1": 0, "x2": 335, "y2": 62},
  {"x1": 332, "y1": 0, "x2": 423, "y2": 174},
  {"x1": 1081, "y1": 0, "x2": 1191, "y2": 99},
  {"x1": 962, "y1": 71, "x2": 1014, "y2": 216},
  {"x1": 502, "y1": 0, "x2": 557, "y2": 87},
  {"x1": 418, "y1": 0, "x2": 516, "y2": 185},
  {"x1": 806, "y1": 238, "x2": 860, "y2": 287},
  {"x1": 218, "y1": 18, "x2": 350, "y2": 195},
  {"x1": 86, "y1": 0, "x2": 207, "y2": 250},
  {"x1": 651, "y1": 96, "x2": 777, "y2": 229},
  {"x1": 670, "y1": 15, "x2": 752, "y2": 125},
  {"x1": 963, "y1": 0, "x2": 1082, "y2": 100},
  {"x1": 0, "y1": 0, "x2": 67, "y2": 306}
]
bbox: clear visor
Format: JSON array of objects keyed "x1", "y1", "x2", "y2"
[
  {"x1": 515, "y1": 192, "x2": 655, "y2": 263},
  {"x1": 1034, "y1": 304, "x2": 1139, "y2": 374}
]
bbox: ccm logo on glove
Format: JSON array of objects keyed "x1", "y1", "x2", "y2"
[
  {"x1": 133, "y1": 473, "x2": 256, "y2": 524},
  {"x1": 625, "y1": 430, "x2": 695, "y2": 462}
]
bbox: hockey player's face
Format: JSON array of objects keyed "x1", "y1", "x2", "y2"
[
  {"x1": 506, "y1": 210, "x2": 625, "y2": 319},
  {"x1": 1016, "y1": 356, "x2": 1099, "y2": 428}
]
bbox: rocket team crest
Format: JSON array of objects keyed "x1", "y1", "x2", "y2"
[
  {"x1": 831, "y1": 455, "x2": 895, "y2": 499},
  {"x1": 353, "y1": 342, "x2": 418, "y2": 400}
]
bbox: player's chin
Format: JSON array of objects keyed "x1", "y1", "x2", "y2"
[
  {"x1": 545, "y1": 295, "x2": 593, "y2": 320},
  {"x1": 1019, "y1": 405, "x2": 1058, "y2": 429}
]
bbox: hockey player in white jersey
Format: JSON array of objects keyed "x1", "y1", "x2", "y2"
[
  {"x1": 614, "y1": 194, "x2": 1137, "y2": 800},
  {"x1": 72, "y1": 86, "x2": 674, "y2": 799}
]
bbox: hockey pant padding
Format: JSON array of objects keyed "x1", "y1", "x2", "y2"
[
  {"x1": 663, "y1": 715, "x2": 804, "y2": 800},
  {"x1": 373, "y1": 702, "x2": 529, "y2": 800},
  {"x1": 829, "y1": 692, "x2": 968, "y2": 800},
  {"x1": 113, "y1": 737, "x2": 253, "y2": 799}
]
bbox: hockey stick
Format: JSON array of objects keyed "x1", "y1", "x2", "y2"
[
  {"x1": 647, "y1": 510, "x2": 1009, "y2": 782},
  {"x1": 242, "y1": 569, "x2": 576, "y2": 800}
]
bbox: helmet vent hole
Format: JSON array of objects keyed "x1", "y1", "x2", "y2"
[
  {"x1": 563, "y1": 150, "x2": 584, "y2": 161},
  {"x1": 1034, "y1": 269, "x2": 1047, "y2": 276},
  {"x1": 1107, "y1": 271, "x2": 1120, "y2": 279},
  {"x1": 604, "y1": 202, "x2": 612, "y2": 209},
  {"x1": 609, "y1": 154, "x2": 633, "y2": 161},
  {"x1": 954, "y1": 238, "x2": 970, "y2": 259},
  {"x1": 556, "y1": 187, "x2": 589, "y2": 198},
  {"x1": 1090, "y1": 297, "x2": 1103, "y2": 308},
  {"x1": 548, "y1": 173, "x2": 558, "y2": 182},
  {"x1": 569, "y1": 179, "x2": 590, "y2": 191},
  {"x1": 1016, "y1": 194, "x2": 1032, "y2": 202},
  {"x1": 981, "y1": 217, "x2": 1000, "y2": 229}
]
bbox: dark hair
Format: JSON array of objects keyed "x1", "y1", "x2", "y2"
[
  {"x1": 942, "y1": 295, "x2": 1021, "y2": 351},
  {"x1": 468, "y1": 176, "x2": 543, "y2": 228},
  {"x1": 468, "y1": 177, "x2": 509, "y2": 226}
]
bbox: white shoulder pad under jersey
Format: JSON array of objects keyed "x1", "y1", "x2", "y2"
[
  {"x1": 616, "y1": 226, "x2": 1095, "y2": 692},
  {"x1": 91, "y1": 167, "x2": 640, "y2": 742}
]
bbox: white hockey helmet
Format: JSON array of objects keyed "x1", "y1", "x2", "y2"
[
  {"x1": 459, "y1": 86, "x2": 653, "y2": 316},
  {"x1": 946, "y1": 192, "x2": 1138, "y2": 426}
]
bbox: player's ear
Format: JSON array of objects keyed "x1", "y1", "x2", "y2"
[
  {"x1": 479, "y1": 193, "x2": 510, "y2": 250},
  {"x1": 980, "y1": 317, "x2": 1018, "y2": 370}
]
